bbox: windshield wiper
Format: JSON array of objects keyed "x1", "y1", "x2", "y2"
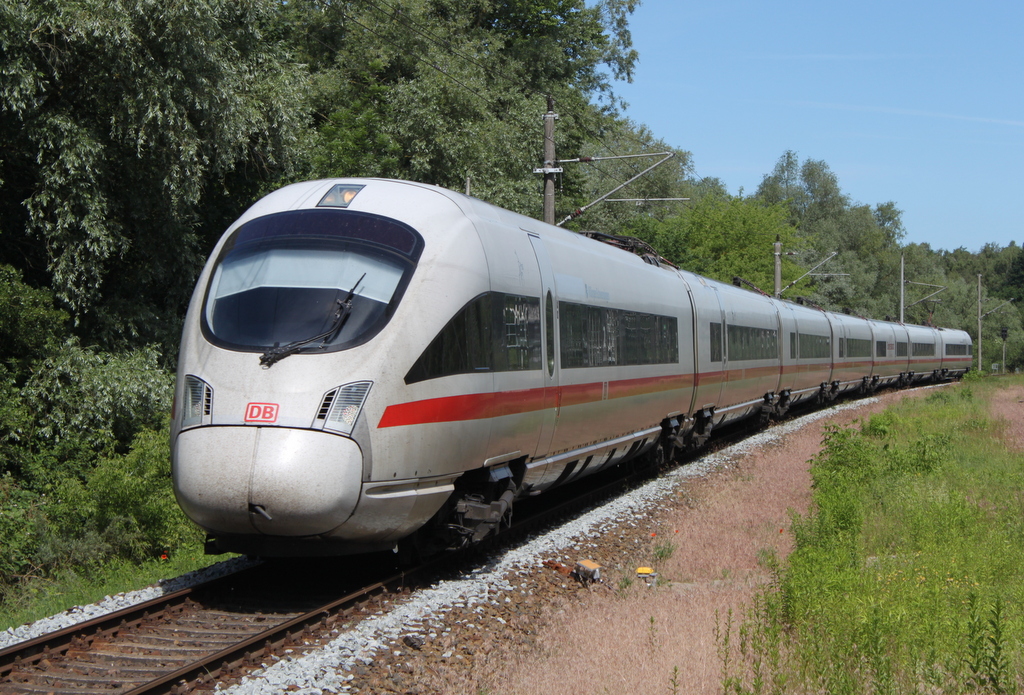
[{"x1": 259, "y1": 273, "x2": 366, "y2": 368}]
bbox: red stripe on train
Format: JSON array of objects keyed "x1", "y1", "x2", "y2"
[{"x1": 378, "y1": 373, "x2": 694, "y2": 428}]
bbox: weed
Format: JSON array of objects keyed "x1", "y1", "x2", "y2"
[
  {"x1": 667, "y1": 665, "x2": 680, "y2": 695},
  {"x1": 715, "y1": 608, "x2": 744, "y2": 693},
  {"x1": 653, "y1": 540, "x2": 675, "y2": 562},
  {"x1": 966, "y1": 593, "x2": 1009, "y2": 693}
]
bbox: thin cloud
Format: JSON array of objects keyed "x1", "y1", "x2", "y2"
[
  {"x1": 791, "y1": 101, "x2": 1024, "y2": 128},
  {"x1": 756, "y1": 53, "x2": 928, "y2": 61}
]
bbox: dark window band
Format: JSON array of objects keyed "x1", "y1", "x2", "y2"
[
  {"x1": 560, "y1": 302, "x2": 678, "y2": 368},
  {"x1": 727, "y1": 324, "x2": 778, "y2": 362},
  {"x1": 405, "y1": 292, "x2": 542, "y2": 384}
]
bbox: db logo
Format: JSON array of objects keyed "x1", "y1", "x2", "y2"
[{"x1": 245, "y1": 403, "x2": 279, "y2": 423}]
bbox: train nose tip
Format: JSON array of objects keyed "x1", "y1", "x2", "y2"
[{"x1": 173, "y1": 427, "x2": 363, "y2": 537}]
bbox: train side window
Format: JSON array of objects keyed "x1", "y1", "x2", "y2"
[
  {"x1": 405, "y1": 292, "x2": 541, "y2": 384},
  {"x1": 709, "y1": 322, "x2": 722, "y2": 362},
  {"x1": 838, "y1": 337, "x2": 845, "y2": 358},
  {"x1": 789, "y1": 332, "x2": 796, "y2": 360},
  {"x1": 726, "y1": 324, "x2": 776, "y2": 361},
  {"x1": 504, "y1": 294, "x2": 542, "y2": 371},
  {"x1": 876, "y1": 340, "x2": 886, "y2": 357},
  {"x1": 896, "y1": 342, "x2": 908, "y2": 357},
  {"x1": 558, "y1": 301, "x2": 678, "y2": 368},
  {"x1": 912, "y1": 342, "x2": 936, "y2": 357},
  {"x1": 847, "y1": 338, "x2": 872, "y2": 358},
  {"x1": 798, "y1": 333, "x2": 830, "y2": 359}
]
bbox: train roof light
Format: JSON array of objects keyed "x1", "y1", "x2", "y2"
[{"x1": 317, "y1": 184, "x2": 365, "y2": 208}]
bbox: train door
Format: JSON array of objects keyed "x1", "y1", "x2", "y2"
[
  {"x1": 528, "y1": 234, "x2": 560, "y2": 457},
  {"x1": 687, "y1": 276, "x2": 726, "y2": 417}
]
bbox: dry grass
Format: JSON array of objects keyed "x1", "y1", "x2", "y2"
[
  {"x1": 987, "y1": 382, "x2": 1024, "y2": 450},
  {"x1": 473, "y1": 392, "x2": 921, "y2": 695}
]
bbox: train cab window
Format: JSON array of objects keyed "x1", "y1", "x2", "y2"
[
  {"x1": 710, "y1": 322, "x2": 723, "y2": 362},
  {"x1": 405, "y1": 292, "x2": 541, "y2": 384},
  {"x1": 202, "y1": 209, "x2": 423, "y2": 354},
  {"x1": 876, "y1": 340, "x2": 886, "y2": 357}
]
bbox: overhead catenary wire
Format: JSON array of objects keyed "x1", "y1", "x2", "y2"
[{"x1": 556, "y1": 152, "x2": 675, "y2": 226}]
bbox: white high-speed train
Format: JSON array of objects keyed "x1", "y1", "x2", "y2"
[{"x1": 171, "y1": 178, "x2": 973, "y2": 556}]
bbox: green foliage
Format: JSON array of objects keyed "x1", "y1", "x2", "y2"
[
  {"x1": 0, "y1": 265, "x2": 69, "y2": 376},
  {"x1": 0, "y1": 478, "x2": 45, "y2": 586},
  {"x1": 21, "y1": 341, "x2": 171, "y2": 452},
  {"x1": 287, "y1": 0, "x2": 644, "y2": 222},
  {"x1": 720, "y1": 379, "x2": 1024, "y2": 693},
  {"x1": 0, "y1": 0, "x2": 305, "y2": 351},
  {"x1": 628, "y1": 192, "x2": 803, "y2": 293},
  {"x1": 42, "y1": 426, "x2": 201, "y2": 566}
]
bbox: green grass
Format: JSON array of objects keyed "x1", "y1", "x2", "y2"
[
  {"x1": 0, "y1": 547, "x2": 224, "y2": 631},
  {"x1": 719, "y1": 377, "x2": 1024, "y2": 694}
]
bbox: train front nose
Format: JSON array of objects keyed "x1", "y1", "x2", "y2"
[{"x1": 172, "y1": 427, "x2": 362, "y2": 537}]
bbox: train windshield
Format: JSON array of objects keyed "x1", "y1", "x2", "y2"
[{"x1": 201, "y1": 209, "x2": 423, "y2": 353}]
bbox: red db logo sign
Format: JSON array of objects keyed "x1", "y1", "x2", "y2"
[{"x1": 245, "y1": 403, "x2": 279, "y2": 423}]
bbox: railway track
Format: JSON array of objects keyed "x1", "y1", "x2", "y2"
[{"x1": 0, "y1": 556, "x2": 420, "y2": 694}]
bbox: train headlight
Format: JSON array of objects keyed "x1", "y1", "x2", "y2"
[
  {"x1": 319, "y1": 381, "x2": 372, "y2": 435},
  {"x1": 182, "y1": 375, "x2": 213, "y2": 428}
]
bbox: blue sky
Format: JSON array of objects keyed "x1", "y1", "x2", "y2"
[{"x1": 610, "y1": 0, "x2": 1023, "y2": 253}]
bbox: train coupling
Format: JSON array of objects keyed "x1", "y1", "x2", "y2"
[{"x1": 450, "y1": 484, "x2": 517, "y2": 543}]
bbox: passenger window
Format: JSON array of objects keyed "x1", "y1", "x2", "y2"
[
  {"x1": 709, "y1": 322, "x2": 722, "y2": 363},
  {"x1": 405, "y1": 292, "x2": 541, "y2": 384}
]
